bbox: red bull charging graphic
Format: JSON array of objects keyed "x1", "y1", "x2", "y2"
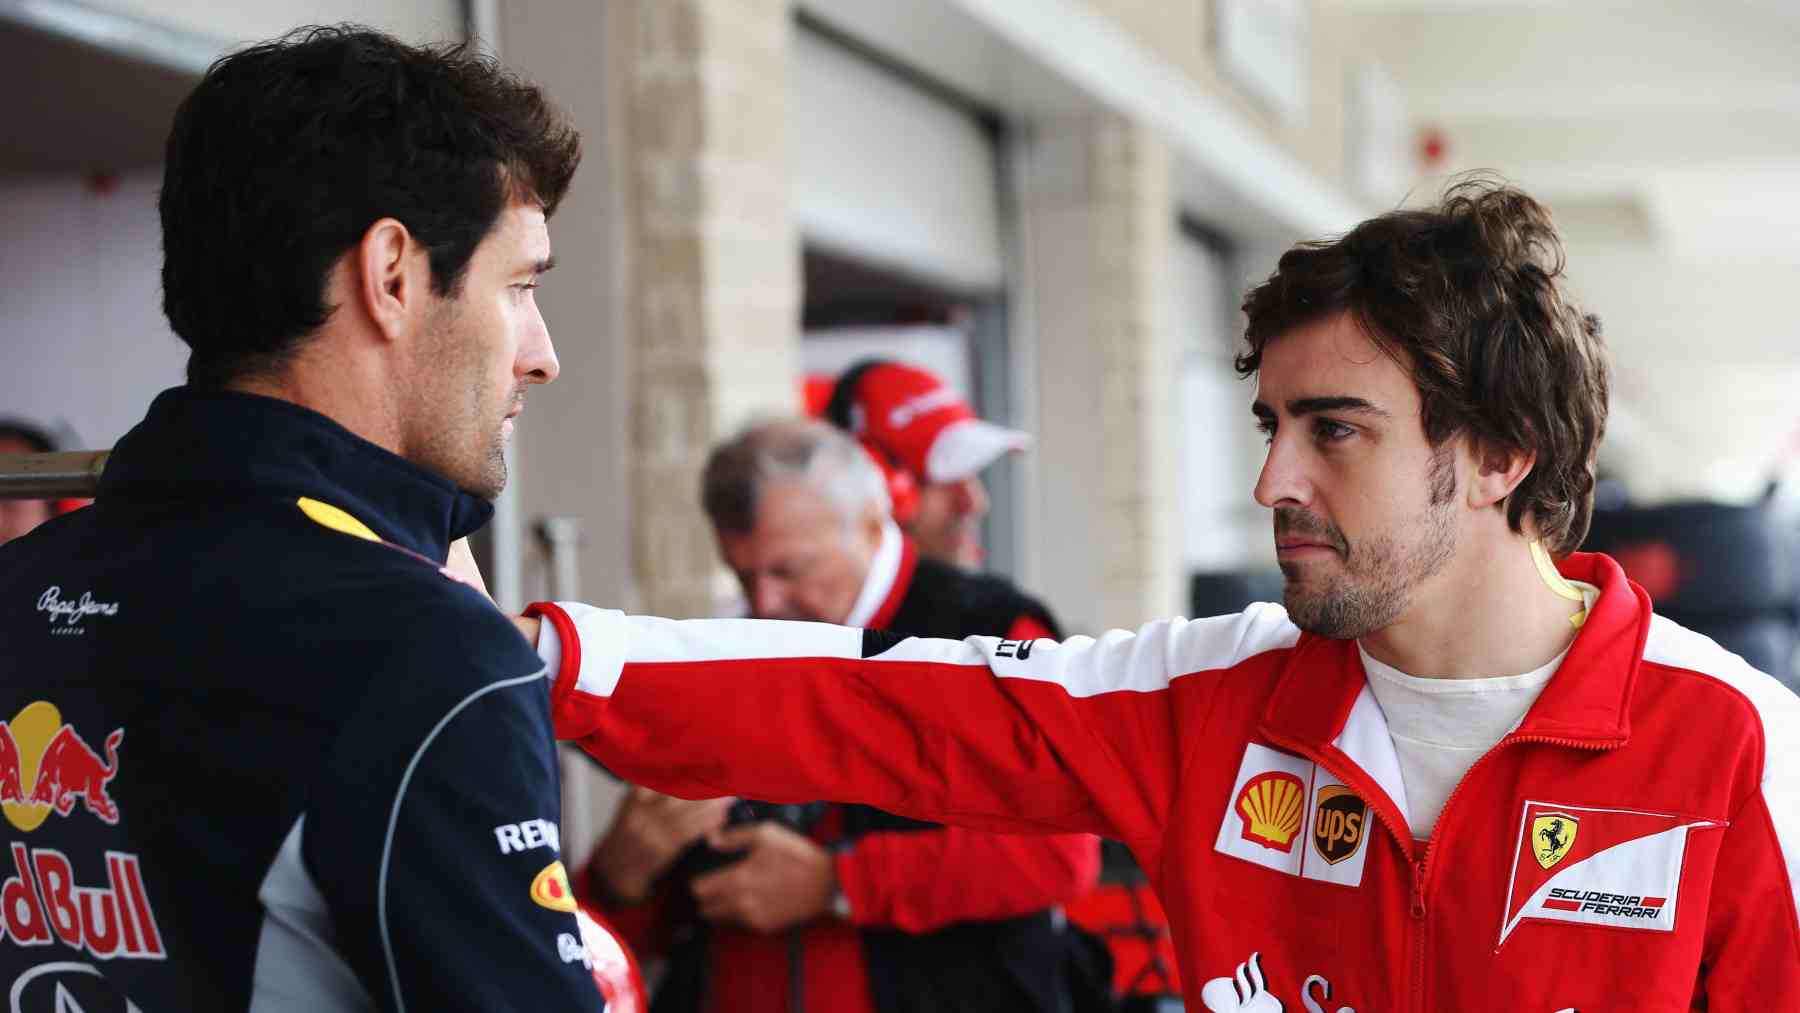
[{"x1": 2, "y1": 700, "x2": 163, "y2": 961}]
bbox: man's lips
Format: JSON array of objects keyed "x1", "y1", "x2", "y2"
[{"x1": 1275, "y1": 538, "x2": 1337, "y2": 555}]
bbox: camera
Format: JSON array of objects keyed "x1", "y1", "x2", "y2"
[{"x1": 673, "y1": 799, "x2": 828, "y2": 879}]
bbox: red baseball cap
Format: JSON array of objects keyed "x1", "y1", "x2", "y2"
[{"x1": 830, "y1": 361, "x2": 1030, "y2": 483}]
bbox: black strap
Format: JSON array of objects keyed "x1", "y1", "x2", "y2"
[{"x1": 821, "y1": 359, "x2": 893, "y2": 432}]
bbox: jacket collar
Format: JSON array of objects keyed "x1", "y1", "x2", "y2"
[
  {"x1": 99, "y1": 386, "x2": 493, "y2": 561},
  {"x1": 843, "y1": 526, "x2": 920, "y2": 633},
  {"x1": 1260, "y1": 551, "x2": 1646, "y2": 756}
]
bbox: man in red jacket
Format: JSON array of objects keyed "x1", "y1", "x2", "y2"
[
  {"x1": 518, "y1": 178, "x2": 1800, "y2": 1010},
  {"x1": 577, "y1": 418, "x2": 1104, "y2": 1013},
  {"x1": 817, "y1": 359, "x2": 1030, "y2": 570}
]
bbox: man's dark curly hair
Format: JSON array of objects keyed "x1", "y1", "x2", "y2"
[
  {"x1": 1236, "y1": 174, "x2": 1609, "y2": 556},
  {"x1": 160, "y1": 25, "x2": 582, "y2": 388}
]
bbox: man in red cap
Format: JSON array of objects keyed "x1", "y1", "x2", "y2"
[{"x1": 821, "y1": 359, "x2": 1030, "y2": 569}]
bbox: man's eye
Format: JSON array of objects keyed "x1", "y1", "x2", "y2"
[
  {"x1": 1255, "y1": 419, "x2": 1276, "y2": 444},
  {"x1": 1313, "y1": 419, "x2": 1354, "y2": 442}
]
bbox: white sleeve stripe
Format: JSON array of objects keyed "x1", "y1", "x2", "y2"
[
  {"x1": 1642, "y1": 615, "x2": 1800, "y2": 928},
  {"x1": 556, "y1": 604, "x2": 871, "y2": 699},
  {"x1": 378, "y1": 666, "x2": 550, "y2": 1013},
  {"x1": 560, "y1": 601, "x2": 1300, "y2": 702}
]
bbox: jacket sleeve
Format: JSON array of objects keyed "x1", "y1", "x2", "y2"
[
  {"x1": 835, "y1": 828, "x2": 1099, "y2": 933},
  {"x1": 576, "y1": 859, "x2": 678, "y2": 963},
  {"x1": 1006, "y1": 614, "x2": 1058, "y2": 642},
  {"x1": 307, "y1": 653, "x2": 606, "y2": 1012},
  {"x1": 528, "y1": 600, "x2": 1298, "y2": 856},
  {"x1": 1695, "y1": 681, "x2": 1800, "y2": 1009}
]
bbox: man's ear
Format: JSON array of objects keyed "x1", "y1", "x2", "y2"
[
  {"x1": 857, "y1": 500, "x2": 887, "y2": 550},
  {"x1": 355, "y1": 217, "x2": 429, "y2": 343},
  {"x1": 1467, "y1": 441, "x2": 1536, "y2": 511}
]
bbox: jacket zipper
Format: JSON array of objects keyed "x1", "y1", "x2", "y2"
[
  {"x1": 1267, "y1": 730, "x2": 1620, "y2": 1013},
  {"x1": 1405, "y1": 733, "x2": 1619, "y2": 1013}
]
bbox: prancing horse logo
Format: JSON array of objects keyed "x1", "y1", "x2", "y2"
[{"x1": 1532, "y1": 813, "x2": 1579, "y2": 870}]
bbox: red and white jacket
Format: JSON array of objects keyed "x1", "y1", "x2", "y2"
[{"x1": 529, "y1": 552, "x2": 1800, "y2": 1012}]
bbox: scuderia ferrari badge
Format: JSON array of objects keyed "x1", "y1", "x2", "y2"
[
  {"x1": 1499, "y1": 800, "x2": 1721, "y2": 947},
  {"x1": 1532, "y1": 813, "x2": 1578, "y2": 870}
]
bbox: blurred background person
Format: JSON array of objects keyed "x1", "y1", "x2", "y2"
[
  {"x1": 0, "y1": 418, "x2": 82, "y2": 545},
  {"x1": 576, "y1": 417, "x2": 1110, "y2": 1013},
  {"x1": 818, "y1": 359, "x2": 1028, "y2": 571}
]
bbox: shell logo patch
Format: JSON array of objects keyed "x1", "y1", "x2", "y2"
[
  {"x1": 1214, "y1": 744, "x2": 1370, "y2": 887},
  {"x1": 1238, "y1": 771, "x2": 1305, "y2": 852},
  {"x1": 531, "y1": 860, "x2": 579, "y2": 913}
]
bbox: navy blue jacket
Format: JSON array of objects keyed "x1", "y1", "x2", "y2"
[{"x1": 0, "y1": 388, "x2": 602, "y2": 1011}]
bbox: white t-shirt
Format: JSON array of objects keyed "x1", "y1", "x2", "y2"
[{"x1": 1360, "y1": 645, "x2": 1564, "y2": 841}]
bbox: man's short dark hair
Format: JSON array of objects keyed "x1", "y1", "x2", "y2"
[
  {"x1": 1237, "y1": 175, "x2": 1610, "y2": 557},
  {"x1": 160, "y1": 25, "x2": 582, "y2": 388},
  {"x1": 0, "y1": 419, "x2": 57, "y2": 454}
]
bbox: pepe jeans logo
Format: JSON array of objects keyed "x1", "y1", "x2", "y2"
[{"x1": 37, "y1": 588, "x2": 120, "y2": 636}]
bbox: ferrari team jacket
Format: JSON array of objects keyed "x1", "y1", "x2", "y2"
[
  {"x1": 528, "y1": 550, "x2": 1800, "y2": 1011},
  {"x1": 590, "y1": 538, "x2": 1099, "y2": 1013}
]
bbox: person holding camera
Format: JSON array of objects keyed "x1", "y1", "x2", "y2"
[{"x1": 577, "y1": 418, "x2": 1108, "y2": 1013}]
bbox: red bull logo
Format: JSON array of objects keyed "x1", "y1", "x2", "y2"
[
  {"x1": 1, "y1": 701, "x2": 123, "y2": 833},
  {"x1": 0, "y1": 843, "x2": 165, "y2": 959}
]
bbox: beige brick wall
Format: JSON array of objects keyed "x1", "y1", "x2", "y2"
[
  {"x1": 1019, "y1": 115, "x2": 1184, "y2": 633},
  {"x1": 623, "y1": 0, "x2": 802, "y2": 619}
]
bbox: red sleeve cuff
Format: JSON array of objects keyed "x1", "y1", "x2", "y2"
[
  {"x1": 833, "y1": 846, "x2": 870, "y2": 926},
  {"x1": 524, "y1": 601, "x2": 581, "y2": 708}
]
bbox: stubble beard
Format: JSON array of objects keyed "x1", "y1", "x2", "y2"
[
  {"x1": 1279, "y1": 445, "x2": 1459, "y2": 640},
  {"x1": 408, "y1": 302, "x2": 512, "y2": 500}
]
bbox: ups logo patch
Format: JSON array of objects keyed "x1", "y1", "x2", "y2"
[{"x1": 1312, "y1": 784, "x2": 1368, "y2": 866}]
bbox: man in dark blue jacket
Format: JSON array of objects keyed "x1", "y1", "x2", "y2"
[{"x1": 0, "y1": 26, "x2": 599, "y2": 1011}]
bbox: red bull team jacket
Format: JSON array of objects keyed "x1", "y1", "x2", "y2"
[
  {"x1": 0, "y1": 388, "x2": 604, "y2": 1012},
  {"x1": 529, "y1": 551, "x2": 1800, "y2": 1011}
]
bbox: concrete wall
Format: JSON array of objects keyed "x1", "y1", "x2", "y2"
[
  {"x1": 0, "y1": 171, "x2": 184, "y2": 447},
  {"x1": 499, "y1": 0, "x2": 636, "y2": 613},
  {"x1": 620, "y1": 0, "x2": 803, "y2": 619},
  {"x1": 1017, "y1": 115, "x2": 1184, "y2": 633},
  {"x1": 1083, "y1": 0, "x2": 1351, "y2": 193}
]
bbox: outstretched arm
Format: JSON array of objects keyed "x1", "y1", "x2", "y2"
[{"x1": 524, "y1": 601, "x2": 1299, "y2": 859}]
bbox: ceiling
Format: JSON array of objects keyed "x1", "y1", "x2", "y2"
[
  {"x1": 0, "y1": 17, "x2": 196, "y2": 175},
  {"x1": 1344, "y1": 0, "x2": 1800, "y2": 262},
  {"x1": 1342, "y1": 0, "x2": 1800, "y2": 500}
]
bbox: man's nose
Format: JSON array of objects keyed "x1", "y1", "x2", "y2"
[
  {"x1": 519, "y1": 305, "x2": 560, "y2": 385},
  {"x1": 1253, "y1": 433, "x2": 1311, "y2": 510},
  {"x1": 750, "y1": 579, "x2": 788, "y2": 619},
  {"x1": 952, "y1": 475, "x2": 989, "y2": 516}
]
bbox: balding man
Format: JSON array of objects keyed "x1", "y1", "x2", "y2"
[{"x1": 578, "y1": 418, "x2": 1107, "y2": 1013}]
